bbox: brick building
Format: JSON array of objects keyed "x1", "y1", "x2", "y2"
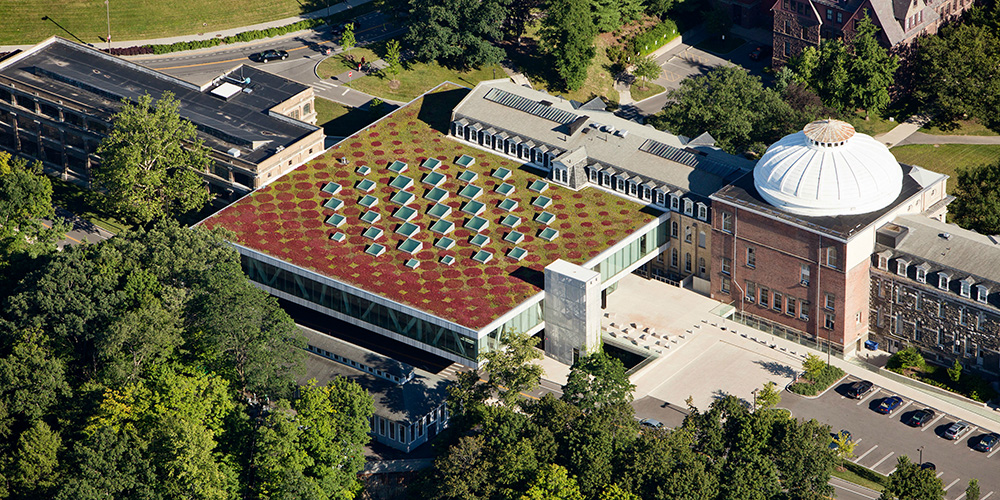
[
  {"x1": 770, "y1": 0, "x2": 974, "y2": 66},
  {"x1": 870, "y1": 216, "x2": 1000, "y2": 376},
  {"x1": 0, "y1": 37, "x2": 324, "y2": 199},
  {"x1": 709, "y1": 119, "x2": 949, "y2": 356}
]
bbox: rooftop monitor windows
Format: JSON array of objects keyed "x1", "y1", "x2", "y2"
[{"x1": 939, "y1": 272, "x2": 950, "y2": 291}]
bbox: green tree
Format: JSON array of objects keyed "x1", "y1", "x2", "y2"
[
  {"x1": 880, "y1": 455, "x2": 945, "y2": 500},
  {"x1": 8, "y1": 420, "x2": 61, "y2": 496},
  {"x1": 951, "y1": 160, "x2": 1000, "y2": 235},
  {"x1": 95, "y1": 92, "x2": 212, "y2": 224},
  {"x1": 561, "y1": 351, "x2": 635, "y2": 413},
  {"x1": 755, "y1": 381, "x2": 781, "y2": 411},
  {"x1": 0, "y1": 151, "x2": 65, "y2": 269},
  {"x1": 0, "y1": 328, "x2": 71, "y2": 431},
  {"x1": 503, "y1": 0, "x2": 542, "y2": 41},
  {"x1": 771, "y1": 418, "x2": 837, "y2": 499},
  {"x1": 948, "y1": 359, "x2": 963, "y2": 383},
  {"x1": 848, "y1": 15, "x2": 899, "y2": 117},
  {"x1": 704, "y1": 5, "x2": 733, "y2": 36},
  {"x1": 482, "y1": 330, "x2": 543, "y2": 406},
  {"x1": 786, "y1": 45, "x2": 819, "y2": 86},
  {"x1": 966, "y1": 479, "x2": 981, "y2": 500},
  {"x1": 55, "y1": 426, "x2": 160, "y2": 500},
  {"x1": 340, "y1": 23, "x2": 356, "y2": 52},
  {"x1": 405, "y1": 0, "x2": 508, "y2": 69},
  {"x1": 632, "y1": 56, "x2": 662, "y2": 90},
  {"x1": 521, "y1": 464, "x2": 584, "y2": 500},
  {"x1": 889, "y1": 346, "x2": 926, "y2": 371},
  {"x1": 803, "y1": 353, "x2": 826, "y2": 380},
  {"x1": 600, "y1": 484, "x2": 641, "y2": 500},
  {"x1": 649, "y1": 65, "x2": 799, "y2": 154},
  {"x1": 830, "y1": 429, "x2": 856, "y2": 460},
  {"x1": 912, "y1": 24, "x2": 1000, "y2": 127},
  {"x1": 384, "y1": 39, "x2": 402, "y2": 81},
  {"x1": 541, "y1": 0, "x2": 597, "y2": 91},
  {"x1": 815, "y1": 39, "x2": 851, "y2": 110}
]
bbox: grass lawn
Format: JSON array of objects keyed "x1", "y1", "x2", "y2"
[
  {"x1": 844, "y1": 114, "x2": 897, "y2": 137},
  {"x1": 889, "y1": 144, "x2": 1000, "y2": 192},
  {"x1": 314, "y1": 97, "x2": 385, "y2": 138},
  {"x1": 630, "y1": 82, "x2": 666, "y2": 102},
  {"x1": 831, "y1": 463, "x2": 886, "y2": 493},
  {"x1": 50, "y1": 178, "x2": 130, "y2": 235},
  {"x1": 921, "y1": 118, "x2": 999, "y2": 136},
  {"x1": 1, "y1": 0, "x2": 323, "y2": 45},
  {"x1": 695, "y1": 35, "x2": 746, "y2": 55},
  {"x1": 508, "y1": 24, "x2": 620, "y2": 106},
  {"x1": 317, "y1": 47, "x2": 505, "y2": 102}
]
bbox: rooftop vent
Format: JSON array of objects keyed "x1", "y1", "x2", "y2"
[
  {"x1": 539, "y1": 100, "x2": 553, "y2": 106},
  {"x1": 227, "y1": 148, "x2": 241, "y2": 158}
]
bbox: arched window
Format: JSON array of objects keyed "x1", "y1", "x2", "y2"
[
  {"x1": 685, "y1": 253, "x2": 692, "y2": 273},
  {"x1": 671, "y1": 221, "x2": 678, "y2": 238},
  {"x1": 671, "y1": 249, "x2": 679, "y2": 268}
]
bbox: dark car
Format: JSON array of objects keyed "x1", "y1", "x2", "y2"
[
  {"x1": 906, "y1": 408, "x2": 936, "y2": 427},
  {"x1": 877, "y1": 396, "x2": 903, "y2": 415},
  {"x1": 846, "y1": 380, "x2": 874, "y2": 399},
  {"x1": 749, "y1": 46, "x2": 770, "y2": 61},
  {"x1": 975, "y1": 433, "x2": 1000, "y2": 452},
  {"x1": 920, "y1": 462, "x2": 937, "y2": 471},
  {"x1": 829, "y1": 430, "x2": 852, "y2": 450},
  {"x1": 944, "y1": 421, "x2": 971, "y2": 440},
  {"x1": 255, "y1": 49, "x2": 288, "y2": 63}
]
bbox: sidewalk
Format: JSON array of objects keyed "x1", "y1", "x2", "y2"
[
  {"x1": 875, "y1": 114, "x2": 931, "y2": 147},
  {"x1": 895, "y1": 131, "x2": 1000, "y2": 146},
  {"x1": 0, "y1": 0, "x2": 374, "y2": 53}
]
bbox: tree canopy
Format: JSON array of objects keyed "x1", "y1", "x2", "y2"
[
  {"x1": 879, "y1": 455, "x2": 944, "y2": 500},
  {"x1": 541, "y1": 0, "x2": 598, "y2": 91},
  {"x1": 950, "y1": 159, "x2": 1000, "y2": 235},
  {"x1": 94, "y1": 92, "x2": 213, "y2": 225},
  {"x1": 405, "y1": 0, "x2": 508, "y2": 69},
  {"x1": 0, "y1": 152, "x2": 66, "y2": 285}
]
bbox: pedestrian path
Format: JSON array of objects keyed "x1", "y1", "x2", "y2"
[
  {"x1": 896, "y1": 131, "x2": 1000, "y2": 146},
  {"x1": 874, "y1": 114, "x2": 930, "y2": 147}
]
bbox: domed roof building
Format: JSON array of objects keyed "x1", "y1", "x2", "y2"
[{"x1": 753, "y1": 119, "x2": 903, "y2": 217}]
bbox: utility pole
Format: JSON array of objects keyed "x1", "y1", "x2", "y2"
[{"x1": 105, "y1": 0, "x2": 111, "y2": 50}]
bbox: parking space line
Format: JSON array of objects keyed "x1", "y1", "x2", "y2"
[
  {"x1": 936, "y1": 471, "x2": 945, "y2": 478},
  {"x1": 871, "y1": 451, "x2": 894, "y2": 470},
  {"x1": 943, "y1": 478, "x2": 961, "y2": 492},
  {"x1": 923, "y1": 413, "x2": 945, "y2": 431},
  {"x1": 895, "y1": 400, "x2": 914, "y2": 416},
  {"x1": 981, "y1": 491, "x2": 994, "y2": 500},
  {"x1": 856, "y1": 390, "x2": 879, "y2": 406},
  {"x1": 956, "y1": 426, "x2": 978, "y2": 444},
  {"x1": 342, "y1": 88, "x2": 349, "y2": 95},
  {"x1": 988, "y1": 446, "x2": 1000, "y2": 458},
  {"x1": 854, "y1": 444, "x2": 877, "y2": 463}
]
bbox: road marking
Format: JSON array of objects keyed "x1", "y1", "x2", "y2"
[
  {"x1": 981, "y1": 491, "x2": 994, "y2": 500},
  {"x1": 39, "y1": 220, "x2": 83, "y2": 244},
  {"x1": 923, "y1": 413, "x2": 945, "y2": 431},
  {"x1": 988, "y1": 446, "x2": 1000, "y2": 458},
  {"x1": 342, "y1": 88, "x2": 349, "y2": 95},
  {"x1": 936, "y1": 471, "x2": 945, "y2": 478},
  {"x1": 956, "y1": 426, "x2": 977, "y2": 444},
  {"x1": 856, "y1": 390, "x2": 879, "y2": 406},
  {"x1": 870, "y1": 451, "x2": 894, "y2": 470},
  {"x1": 943, "y1": 478, "x2": 960, "y2": 492},
  {"x1": 853, "y1": 438, "x2": 862, "y2": 445},
  {"x1": 854, "y1": 444, "x2": 877, "y2": 463}
]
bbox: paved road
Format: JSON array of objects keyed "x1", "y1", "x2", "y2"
[
  {"x1": 782, "y1": 374, "x2": 999, "y2": 499},
  {"x1": 896, "y1": 131, "x2": 1000, "y2": 146},
  {"x1": 41, "y1": 207, "x2": 115, "y2": 248}
]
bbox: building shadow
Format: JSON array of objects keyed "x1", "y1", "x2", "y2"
[{"x1": 41, "y1": 16, "x2": 90, "y2": 46}]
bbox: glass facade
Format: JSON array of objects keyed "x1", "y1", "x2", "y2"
[
  {"x1": 242, "y1": 254, "x2": 480, "y2": 361},
  {"x1": 482, "y1": 300, "x2": 544, "y2": 353},
  {"x1": 595, "y1": 221, "x2": 667, "y2": 283}
]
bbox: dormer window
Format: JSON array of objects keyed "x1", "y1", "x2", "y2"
[
  {"x1": 915, "y1": 263, "x2": 930, "y2": 284},
  {"x1": 628, "y1": 181, "x2": 638, "y2": 196},
  {"x1": 601, "y1": 173, "x2": 609, "y2": 186},
  {"x1": 683, "y1": 199, "x2": 694, "y2": 216},
  {"x1": 960, "y1": 278, "x2": 973, "y2": 298},
  {"x1": 616, "y1": 177, "x2": 624, "y2": 191},
  {"x1": 670, "y1": 194, "x2": 680, "y2": 211},
  {"x1": 588, "y1": 168, "x2": 598, "y2": 182},
  {"x1": 877, "y1": 254, "x2": 888, "y2": 270},
  {"x1": 896, "y1": 259, "x2": 908, "y2": 277},
  {"x1": 643, "y1": 186, "x2": 651, "y2": 200},
  {"x1": 938, "y1": 272, "x2": 950, "y2": 291},
  {"x1": 978, "y1": 285, "x2": 989, "y2": 303},
  {"x1": 656, "y1": 190, "x2": 665, "y2": 206},
  {"x1": 697, "y1": 203, "x2": 708, "y2": 221}
]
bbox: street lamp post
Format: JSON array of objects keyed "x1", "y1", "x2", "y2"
[
  {"x1": 751, "y1": 388, "x2": 759, "y2": 413},
  {"x1": 917, "y1": 446, "x2": 924, "y2": 465},
  {"x1": 104, "y1": 0, "x2": 111, "y2": 50}
]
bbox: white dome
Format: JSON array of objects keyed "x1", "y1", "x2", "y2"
[{"x1": 753, "y1": 119, "x2": 903, "y2": 217}]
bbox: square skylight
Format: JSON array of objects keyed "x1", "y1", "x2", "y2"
[
  {"x1": 507, "y1": 247, "x2": 528, "y2": 261},
  {"x1": 539, "y1": 227, "x2": 560, "y2": 241},
  {"x1": 532, "y1": 196, "x2": 552, "y2": 209},
  {"x1": 495, "y1": 183, "x2": 515, "y2": 196},
  {"x1": 388, "y1": 160, "x2": 408, "y2": 173},
  {"x1": 358, "y1": 195, "x2": 379, "y2": 208},
  {"x1": 399, "y1": 238, "x2": 423, "y2": 254},
  {"x1": 365, "y1": 243, "x2": 386, "y2": 257},
  {"x1": 421, "y1": 158, "x2": 442, "y2": 170},
  {"x1": 396, "y1": 222, "x2": 420, "y2": 238},
  {"x1": 456, "y1": 154, "x2": 475, "y2": 167},
  {"x1": 504, "y1": 231, "x2": 524, "y2": 244},
  {"x1": 390, "y1": 191, "x2": 415, "y2": 206},
  {"x1": 465, "y1": 216, "x2": 489, "y2": 233},
  {"x1": 430, "y1": 219, "x2": 455, "y2": 235},
  {"x1": 389, "y1": 175, "x2": 414, "y2": 190},
  {"x1": 427, "y1": 203, "x2": 452, "y2": 219},
  {"x1": 356, "y1": 165, "x2": 371, "y2": 175},
  {"x1": 457, "y1": 171, "x2": 478, "y2": 183},
  {"x1": 492, "y1": 167, "x2": 512, "y2": 180},
  {"x1": 393, "y1": 206, "x2": 418, "y2": 221},
  {"x1": 435, "y1": 237, "x2": 456, "y2": 250},
  {"x1": 322, "y1": 182, "x2": 342, "y2": 195},
  {"x1": 459, "y1": 185, "x2": 483, "y2": 200},
  {"x1": 426, "y1": 187, "x2": 449, "y2": 203},
  {"x1": 470, "y1": 234, "x2": 491, "y2": 247},
  {"x1": 360, "y1": 210, "x2": 381, "y2": 224},
  {"x1": 330, "y1": 232, "x2": 347, "y2": 242},
  {"x1": 441, "y1": 255, "x2": 456, "y2": 266},
  {"x1": 356, "y1": 179, "x2": 376, "y2": 192},
  {"x1": 405, "y1": 258, "x2": 421, "y2": 269},
  {"x1": 362, "y1": 227, "x2": 384, "y2": 240},
  {"x1": 536, "y1": 211, "x2": 555, "y2": 225},
  {"x1": 472, "y1": 250, "x2": 494, "y2": 264},
  {"x1": 422, "y1": 172, "x2": 446, "y2": 187},
  {"x1": 324, "y1": 198, "x2": 344, "y2": 211},
  {"x1": 325, "y1": 214, "x2": 346, "y2": 227},
  {"x1": 498, "y1": 199, "x2": 518, "y2": 212},
  {"x1": 462, "y1": 200, "x2": 486, "y2": 216},
  {"x1": 500, "y1": 215, "x2": 521, "y2": 228},
  {"x1": 528, "y1": 180, "x2": 550, "y2": 193}
]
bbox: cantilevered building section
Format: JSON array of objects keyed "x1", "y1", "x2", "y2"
[{"x1": 0, "y1": 37, "x2": 324, "y2": 198}]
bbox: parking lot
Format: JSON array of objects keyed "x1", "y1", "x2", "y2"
[{"x1": 782, "y1": 375, "x2": 999, "y2": 498}]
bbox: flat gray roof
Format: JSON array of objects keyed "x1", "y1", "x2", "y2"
[
  {"x1": 887, "y1": 214, "x2": 1000, "y2": 285},
  {"x1": 0, "y1": 38, "x2": 317, "y2": 165},
  {"x1": 452, "y1": 80, "x2": 753, "y2": 198}
]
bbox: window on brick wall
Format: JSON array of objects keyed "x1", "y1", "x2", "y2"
[
  {"x1": 721, "y1": 276, "x2": 731, "y2": 294},
  {"x1": 786, "y1": 297, "x2": 797, "y2": 316},
  {"x1": 721, "y1": 212, "x2": 734, "y2": 233},
  {"x1": 827, "y1": 8, "x2": 833, "y2": 19},
  {"x1": 699, "y1": 257, "x2": 706, "y2": 276},
  {"x1": 746, "y1": 281, "x2": 757, "y2": 303},
  {"x1": 773, "y1": 292, "x2": 783, "y2": 312},
  {"x1": 671, "y1": 248, "x2": 679, "y2": 268},
  {"x1": 826, "y1": 247, "x2": 838, "y2": 268},
  {"x1": 685, "y1": 253, "x2": 692, "y2": 273},
  {"x1": 800, "y1": 300, "x2": 810, "y2": 321},
  {"x1": 760, "y1": 288, "x2": 769, "y2": 308},
  {"x1": 825, "y1": 293, "x2": 835, "y2": 311},
  {"x1": 785, "y1": 41, "x2": 791, "y2": 56},
  {"x1": 699, "y1": 231, "x2": 706, "y2": 248},
  {"x1": 685, "y1": 226, "x2": 692, "y2": 243},
  {"x1": 671, "y1": 221, "x2": 678, "y2": 238},
  {"x1": 837, "y1": 12, "x2": 843, "y2": 22},
  {"x1": 825, "y1": 313, "x2": 835, "y2": 330},
  {"x1": 722, "y1": 257, "x2": 732, "y2": 275},
  {"x1": 800, "y1": 264, "x2": 810, "y2": 285},
  {"x1": 746, "y1": 247, "x2": 756, "y2": 268}
]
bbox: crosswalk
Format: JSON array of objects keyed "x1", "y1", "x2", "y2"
[
  {"x1": 312, "y1": 80, "x2": 342, "y2": 92},
  {"x1": 437, "y1": 363, "x2": 465, "y2": 380}
]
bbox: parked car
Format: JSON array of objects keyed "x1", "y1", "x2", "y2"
[
  {"x1": 846, "y1": 380, "x2": 874, "y2": 399},
  {"x1": 944, "y1": 421, "x2": 971, "y2": 440},
  {"x1": 906, "y1": 408, "x2": 936, "y2": 427},
  {"x1": 639, "y1": 418, "x2": 664, "y2": 430},
  {"x1": 254, "y1": 49, "x2": 288, "y2": 63},
  {"x1": 975, "y1": 433, "x2": 1000, "y2": 452},
  {"x1": 877, "y1": 396, "x2": 903, "y2": 415},
  {"x1": 829, "y1": 430, "x2": 852, "y2": 450},
  {"x1": 749, "y1": 46, "x2": 770, "y2": 61},
  {"x1": 920, "y1": 462, "x2": 937, "y2": 471}
]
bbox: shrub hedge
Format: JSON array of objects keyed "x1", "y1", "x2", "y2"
[
  {"x1": 627, "y1": 20, "x2": 680, "y2": 59},
  {"x1": 842, "y1": 460, "x2": 887, "y2": 486},
  {"x1": 788, "y1": 364, "x2": 846, "y2": 396}
]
